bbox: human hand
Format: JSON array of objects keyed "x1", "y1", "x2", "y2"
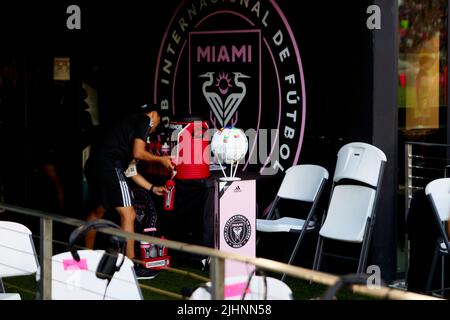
[
  {"x1": 151, "y1": 185, "x2": 168, "y2": 196},
  {"x1": 160, "y1": 156, "x2": 175, "y2": 171}
]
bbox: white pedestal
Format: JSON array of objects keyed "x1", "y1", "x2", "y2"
[{"x1": 216, "y1": 179, "x2": 256, "y2": 299}]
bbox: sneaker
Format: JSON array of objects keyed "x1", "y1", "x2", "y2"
[{"x1": 134, "y1": 264, "x2": 160, "y2": 280}]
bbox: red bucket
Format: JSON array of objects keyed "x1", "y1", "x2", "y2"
[{"x1": 169, "y1": 117, "x2": 210, "y2": 180}]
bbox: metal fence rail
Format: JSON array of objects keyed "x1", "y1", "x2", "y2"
[
  {"x1": 0, "y1": 202, "x2": 438, "y2": 300},
  {"x1": 404, "y1": 142, "x2": 450, "y2": 213},
  {"x1": 403, "y1": 141, "x2": 450, "y2": 285}
]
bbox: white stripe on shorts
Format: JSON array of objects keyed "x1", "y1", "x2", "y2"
[{"x1": 115, "y1": 168, "x2": 132, "y2": 207}]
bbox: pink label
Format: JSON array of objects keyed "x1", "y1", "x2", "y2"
[
  {"x1": 224, "y1": 282, "x2": 250, "y2": 298},
  {"x1": 63, "y1": 259, "x2": 88, "y2": 271}
]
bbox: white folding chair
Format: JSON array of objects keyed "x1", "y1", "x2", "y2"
[
  {"x1": 312, "y1": 142, "x2": 387, "y2": 274},
  {"x1": 51, "y1": 250, "x2": 143, "y2": 300},
  {"x1": 190, "y1": 275, "x2": 293, "y2": 300},
  {"x1": 424, "y1": 178, "x2": 450, "y2": 296},
  {"x1": 0, "y1": 221, "x2": 40, "y2": 300},
  {"x1": 256, "y1": 164, "x2": 328, "y2": 281},
  {"x1": 256, "y1": 165, "x2": 329, "y2": 281}
]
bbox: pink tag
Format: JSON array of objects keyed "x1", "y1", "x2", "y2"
[
  {"x1": 63, "y1": 259, "x2": 88, "y2": 271},
  {"x1": 224, "y1": 282, "x2": 251, "y2": 298}
]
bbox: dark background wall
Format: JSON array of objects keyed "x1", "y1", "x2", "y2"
[{"x1": 0, "y1": 1, "x2": 397, "y2": 281}]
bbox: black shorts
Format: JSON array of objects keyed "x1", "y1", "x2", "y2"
[{"x1": 85, "y1": 160, "x2": 134, "y2": 209}]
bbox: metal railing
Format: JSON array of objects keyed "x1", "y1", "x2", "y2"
[
  {"x1": 0, "y1": 202, "x2": 439, "y2": 300},
  {"x1": 404, "y1": 142, "x2": 450, "y2": 212},
  {"x1": 403, "y1": 141, "x2": 450, "y2": 287}
]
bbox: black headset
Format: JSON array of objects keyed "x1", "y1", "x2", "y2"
[
  {"x1": 322, "y1": 274, "x2": 385, "y2": 300},
  {"x1": 69, "y1": 219, "x2": 126, "y2": 282}
]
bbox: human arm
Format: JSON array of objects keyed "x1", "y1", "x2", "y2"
[
  {"x1": 126, "y1": 160, "x2": 168, "y2": 196},
  {"x1": 130, "y1": 173, "x2": 168, "y2": 196},
  {"x1": 132, "y1": 138, "x2": 174, "y2": 171}
]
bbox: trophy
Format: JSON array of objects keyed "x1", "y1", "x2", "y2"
[{"x1": 211, "y1": 127, "x2": 248, "y2": 181}]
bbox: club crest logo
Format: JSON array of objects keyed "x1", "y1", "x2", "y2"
[
  {"x1": 200, "y1": 71, "x2": 250, "y2": 128},
  {"x1": 155, "y1": 0, "x2": 306, "y2": 174},
  {"x1": 224, "y1": 214, "x2": 251, "y2": 248}
]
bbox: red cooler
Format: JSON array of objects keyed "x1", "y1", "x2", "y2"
[{"x1": 169, "y1": 117, "x2": 210, "y2": 180}]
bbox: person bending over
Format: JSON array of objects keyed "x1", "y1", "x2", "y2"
[{"x1": 84, "y1": 105, "x2": 173, "y2": 279}]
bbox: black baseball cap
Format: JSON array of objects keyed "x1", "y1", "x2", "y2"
[{"x1": 139, "y1": 103, "x2": 160, "y2": 115}]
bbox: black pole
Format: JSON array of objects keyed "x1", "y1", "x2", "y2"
[{"x1": 371, "y1": 0, "x2": 399, "y2": 283}]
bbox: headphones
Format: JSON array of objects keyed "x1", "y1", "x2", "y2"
[
  {"x1": 69, "y1": 219, "x2": 126, "y2": 282},
  {"x1": 322, "y1": 274, "x2": 382, "y2": 300}
]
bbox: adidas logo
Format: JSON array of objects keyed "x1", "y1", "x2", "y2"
[{"x1": 234, "y1": 186, "x2": 242, "y2": 192}]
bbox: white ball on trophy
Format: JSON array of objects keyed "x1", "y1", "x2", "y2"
[{"x1": 211, "y1": 127, "x2": 248, "y2": 181}]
